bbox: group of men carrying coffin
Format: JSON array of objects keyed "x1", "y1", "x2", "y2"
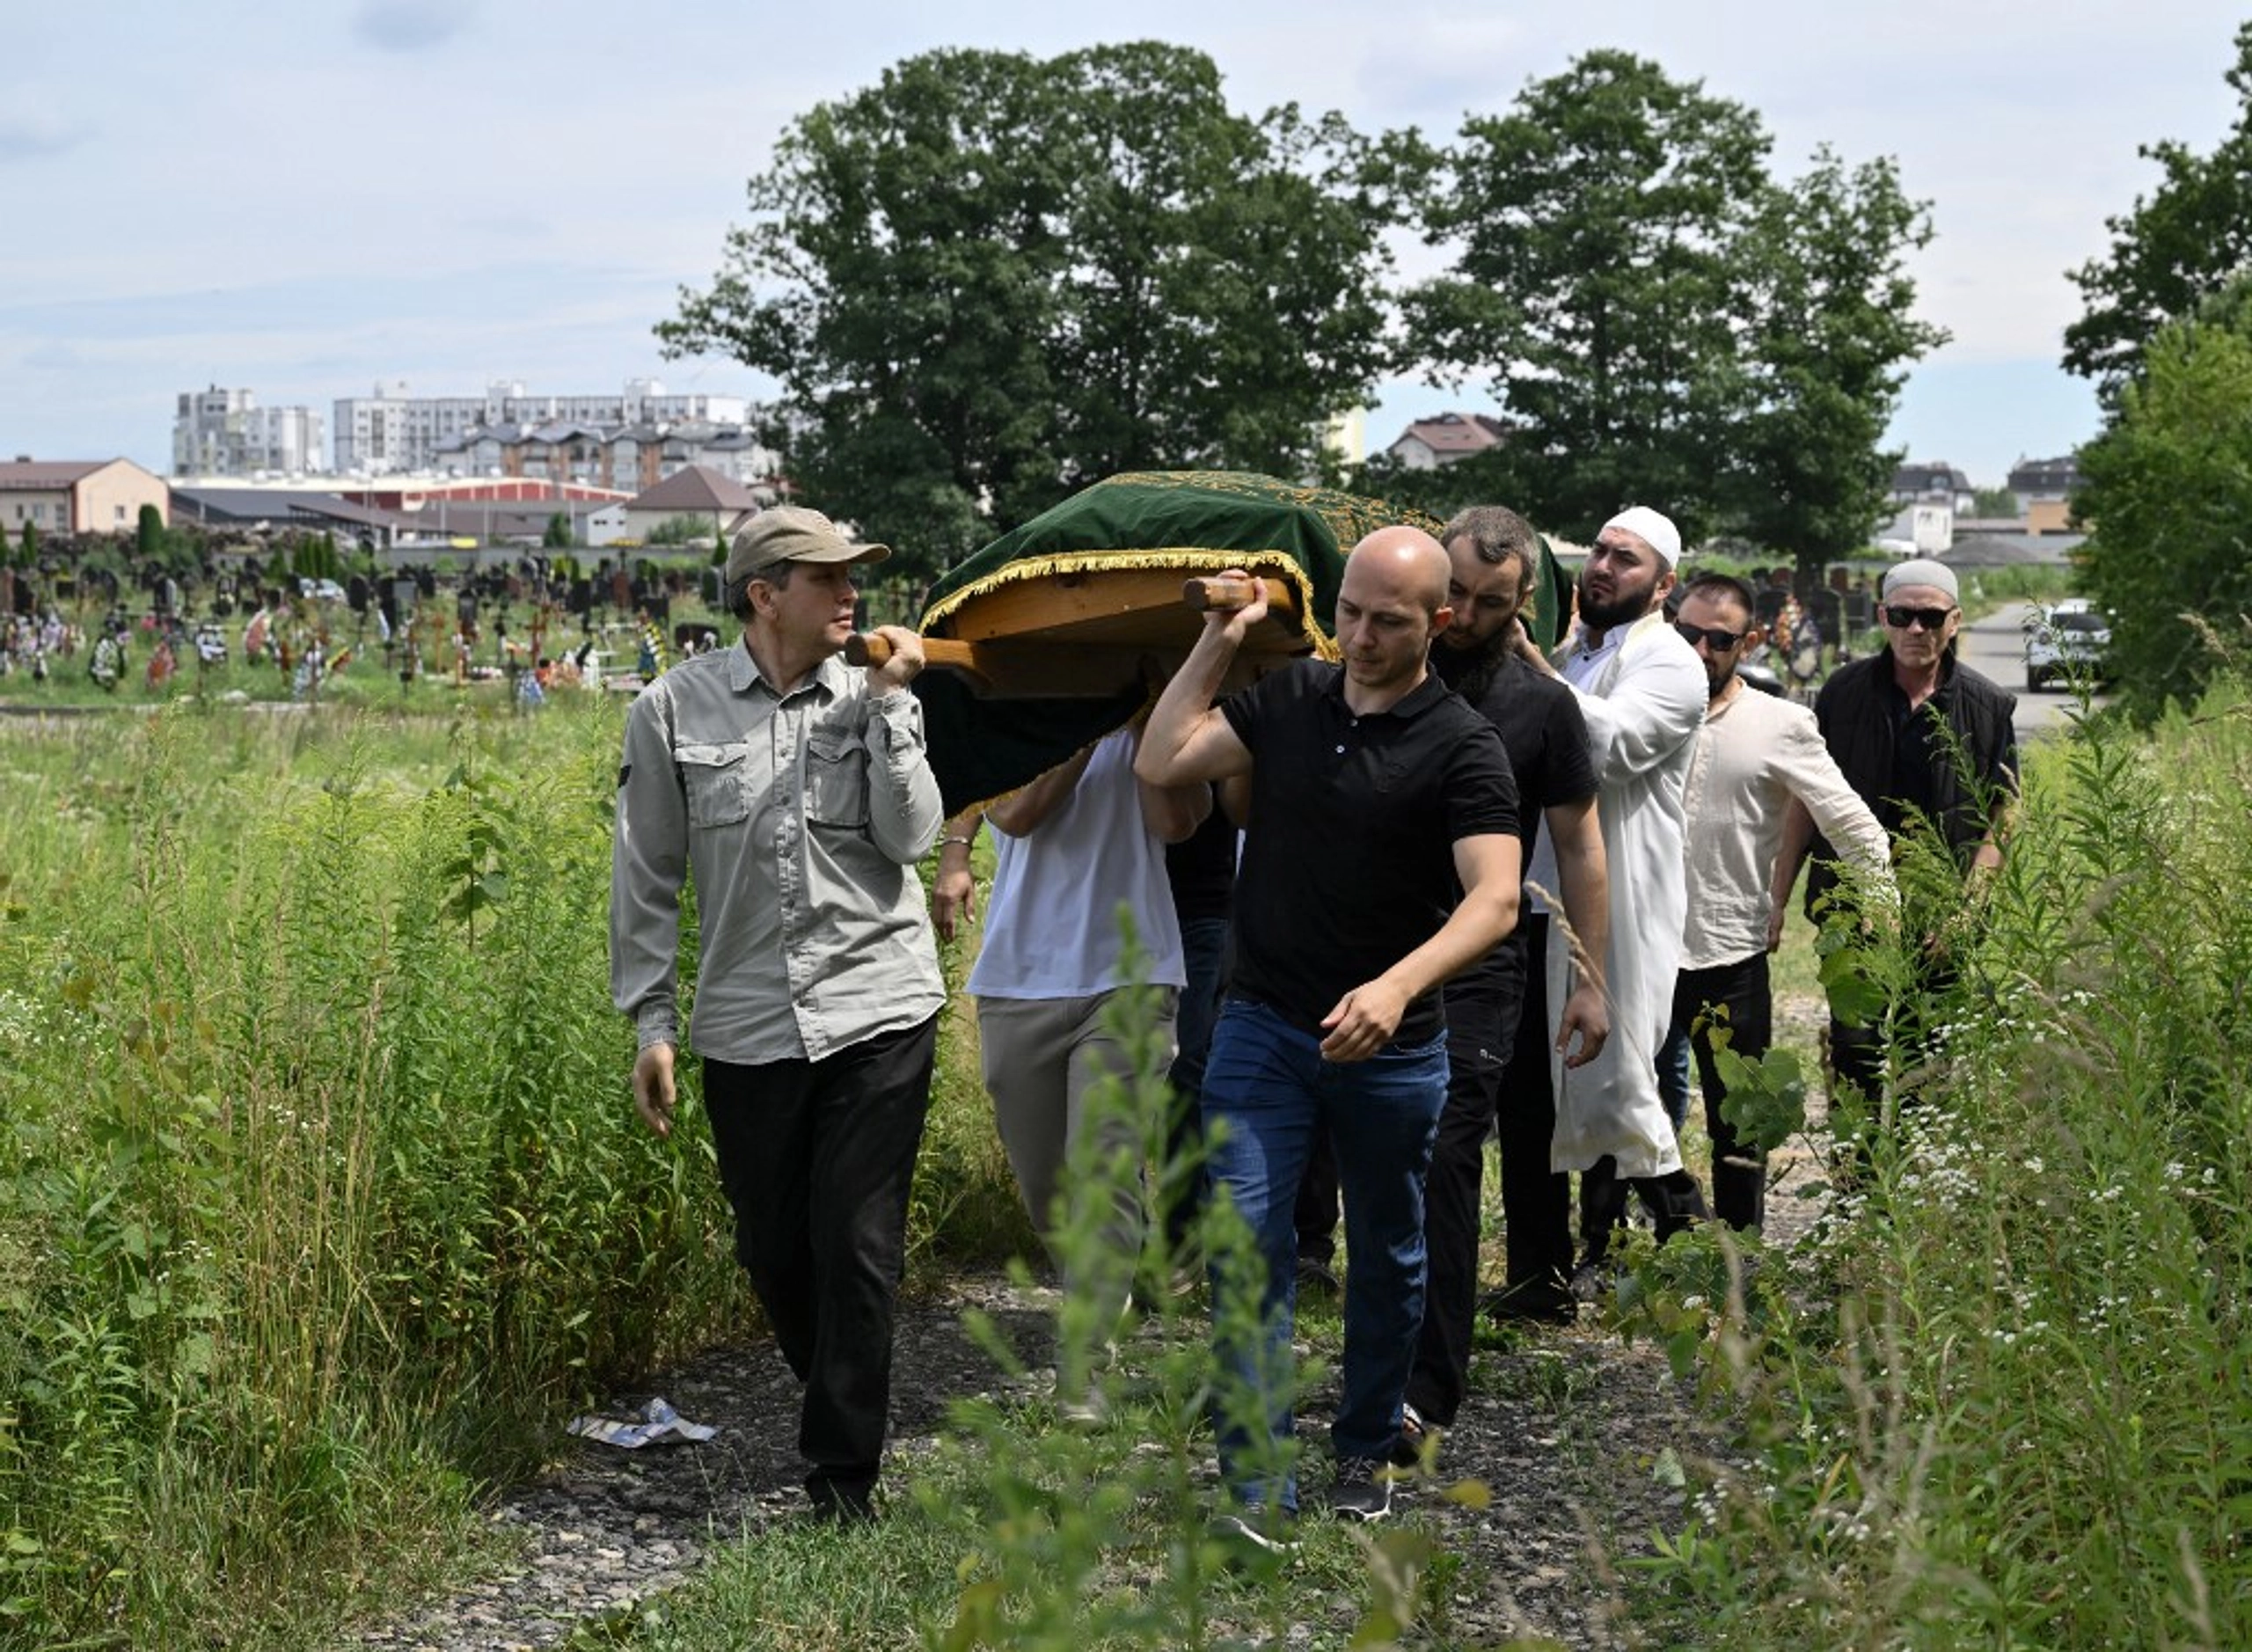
[{"x1": 609, "y1": 494, "x2": 2016, "y2": 1539}]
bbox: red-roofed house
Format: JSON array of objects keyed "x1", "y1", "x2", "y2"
[
  {"x1": 0, "y1": 457, "x2": 171, "y2": 537},
  {"x1": 1386, "y1": 412, "x2": 1510, "y2": 471}
]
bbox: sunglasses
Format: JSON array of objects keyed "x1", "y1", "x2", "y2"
[
  {"x1": 1883, "y1": 604, "x2": 1956, "y2": 631},
  {"x1": 1674, "y1": 622, "x2": 1746, "y2": 652}
]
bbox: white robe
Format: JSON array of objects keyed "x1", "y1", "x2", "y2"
[{"x1": 1541, "y1": 610, "x2": 1706, "y2": 1178}]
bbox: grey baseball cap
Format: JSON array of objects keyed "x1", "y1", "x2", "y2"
[{"x1": 724, "y1": 506, "x2": 890, "y2": 585}]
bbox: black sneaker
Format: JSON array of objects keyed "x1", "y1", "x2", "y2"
[
  {"x1": 1481, "y1": 1278, "x2": 1577, "y2": 1325},
  {"x1": 1325, "y1": 1456, "x2": 1394, "y2": 1523},
  {"x1": 1295, "y1": 1254, "x2": 1341, "y2": 1297}
]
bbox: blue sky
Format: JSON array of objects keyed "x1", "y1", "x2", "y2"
[{"x1": 1, "y1": 1, "x2": 2240, "y2": 491}]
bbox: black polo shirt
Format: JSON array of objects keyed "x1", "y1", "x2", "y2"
[{"x1": 1220, "y1": 660, "x2": 1517, "y2": 1046}]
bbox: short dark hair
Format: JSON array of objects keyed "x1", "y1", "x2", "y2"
[
  {"x1": 1439, "y1": 506, "x2": 1539, "y2": 591},
  {"x1": 1680, "y1": 572, "x2": 1758, "y2": 622}
]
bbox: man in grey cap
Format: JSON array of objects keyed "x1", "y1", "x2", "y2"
[
  {"x1": 1776, "y1": 556, "x2": 2017, "y2": 1133},
  {"x1": 610, "y1": 505, "x2": 943, "y2": 1522}
]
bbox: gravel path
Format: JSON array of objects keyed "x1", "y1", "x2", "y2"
[{"x1": 355, "y1": 994, "x2": 1832, "y2": 1652}]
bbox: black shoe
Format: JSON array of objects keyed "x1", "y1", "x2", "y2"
[
  {"x1": 1481, "y1": 1279, "x2": 1577, "y2": 1325},
  {"x1": 1294, "y1": 1254, "x2": 1341, "y2": 1297},
  {"x1": 806, "y1": 1473, "x2": 876, "y2": 1525},
  {"x1": 1324, "y1": 1456, "x2": 1395, "y2": 1523}
]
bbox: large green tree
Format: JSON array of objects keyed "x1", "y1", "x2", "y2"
[
  {"x1": 1400, "y1": 51, "x2": 1773, "y2": 544},
  {"x1": 1396, "y1": 52, "x2": 1940, "y2": 561},
  {"x1": 2063, "y1": 23, "x2": 2252, "y2": 406},
  {"x1": 2073, "y1": 285, "x2": 2252, "y2": 721},
  {"x1": 1729, "y1": 150, "x2": 1947, "y2": 567},
  {"x1": 660, "y1": 43, "x2": 1402, "y2": 577}
]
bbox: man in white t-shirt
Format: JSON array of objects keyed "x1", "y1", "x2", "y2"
[{"x1": 958, "y1": 722, "x2": 1210, "y2": 1410}]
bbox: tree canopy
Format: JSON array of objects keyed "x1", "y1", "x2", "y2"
[
  {"x1": 2063, "y1": 23, "x2": 2252, "y2": 406},
  {"x1": 1390, "y1": 52, "x2": 1941, "y2": 564},
  {"x1": 2073, "y1": 283, "x2": 2252, "y2": 722},
  {"x1": 660, "y1": 43, "x2": 1405, "y2": 578}
]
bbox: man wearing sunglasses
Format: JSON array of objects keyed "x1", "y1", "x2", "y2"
[
  {"x1": 1777, "y1": 557, "x2": 2017, "y2": 1131},
  {"x1": 1664, "y1": 574, "x2": 1891, "y2": 1232}
]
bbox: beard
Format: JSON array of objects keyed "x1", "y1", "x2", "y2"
[{"x1": 1576, "y1": 578, "x2": 1654, "y2": 632}]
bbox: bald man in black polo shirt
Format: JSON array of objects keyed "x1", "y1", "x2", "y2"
[{"x1": 1137, "y1": 527, "x2": 1522, "y2": 1539}]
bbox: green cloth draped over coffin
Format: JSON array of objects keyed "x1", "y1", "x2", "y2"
[{"x1": 911, "y1": 469, "x2": 1572, "y2": 815}]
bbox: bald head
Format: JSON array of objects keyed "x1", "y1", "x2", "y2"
[
  {"x1": 1343, "y1": 525, "x2": 1451, "y2": 618},
  {"x1": 1334, "y1": 525, "x2": 1454, "y2": 705}
]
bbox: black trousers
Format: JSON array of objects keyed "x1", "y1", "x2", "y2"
[
  {"x1": 1675, "y1": 954, "x2": 1773, "y2": 1231},
  {"x1": 702, "y1": 1014, "x2": 937, "y2": 1496},
  {"x1": 1407, "y1": 966, "x2": 1526, "y2": 1426},
  {"x1": 1496, "y1": 916, "x2": 1576, "y2": 1297},
  {"x1": 1294, "y1": 1128, "x2": 1342, "y2": 1265},
  {"x1": 1829, "y1": 957, "x2": 1958, "y2": 1154}
]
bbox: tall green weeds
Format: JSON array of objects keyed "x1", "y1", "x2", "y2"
[
  {"x1": 0, "y1": 701, "x2": 1013, "y2": 1648},
  {"x1": 1621, "y1": 675, "x2": 2252, "y2": 1648}
]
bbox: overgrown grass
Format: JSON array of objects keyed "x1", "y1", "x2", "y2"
[
  {"x1": 600, "y1": 975, "x2": 1474, "y2": 1652},
  {"x1": 1618, "y1": 673, "x2": 2252, "y2": 1648},
  {"x1": 0, "y1": 698, "x2": 1019, "y2": 1648}
]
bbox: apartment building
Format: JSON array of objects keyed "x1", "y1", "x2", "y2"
[
  {"x1": 172, "y1": 385, "x2": 325, "y2": 477},
  {"x1": 333, "y1": 378, "x2": 751, "y2": 474}
]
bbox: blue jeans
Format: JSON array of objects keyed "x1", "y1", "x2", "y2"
[
  {"x1": 1200, "y1": 998, "x2": 1448, "y2": 1513},
  {"x1": 1656, "y1": 1022, "x2": 1693, "y2": 1133}
]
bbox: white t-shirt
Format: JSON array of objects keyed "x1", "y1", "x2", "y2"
[{"x1": 968, "y1": 728, "x2": 1188, "y2": 998}]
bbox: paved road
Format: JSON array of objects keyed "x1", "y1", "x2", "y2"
[{"x1": 1959, "y1": 599, "x2": 2104, "y2": 740}]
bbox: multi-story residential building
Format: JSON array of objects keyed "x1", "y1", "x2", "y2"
[
  {"x1": 1, "y1": 457, "x2": 171, "y2": 537},
  {"x1": 172, "y1": 386, "x2": 326, "y2": 477},
  {"x1": 428, "y1": 418, "x2": 779, "y2": 494},
  {"x1": 333, "y1": 378, "x2": 752, "y2": 474}
]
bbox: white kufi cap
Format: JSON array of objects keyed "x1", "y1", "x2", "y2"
[{"x1": 1601, "y1": 506, "x2": 1681, "y2": 568}]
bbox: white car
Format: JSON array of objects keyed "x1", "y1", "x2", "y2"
[
  {"x1": 298, "y1": 577, "x2": 347, "y2": 603},
  {"x1": 2024, "y1": 599, "x2": 2111, "y2": 691}
]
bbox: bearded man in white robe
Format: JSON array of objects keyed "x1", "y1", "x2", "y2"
[{"x1": 1515, "y1": 506, "x2": 1709, "y2": 1283}]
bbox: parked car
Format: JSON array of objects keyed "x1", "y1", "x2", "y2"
[
  {"x1": 298, "y1": 577, "x2": 347, "y2": 603},
  {"x1": 2024, "y1": 599, "x2": 2112, "y2": 691}
]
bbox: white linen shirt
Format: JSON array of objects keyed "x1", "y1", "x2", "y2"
[
  {"x1": 609, "y1": 642, "x2": 945, "y2": 1064},
  {"x1": 1679, "y1": 686, "x2": 1893, "y2": 971}
]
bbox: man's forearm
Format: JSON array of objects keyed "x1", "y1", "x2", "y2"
[
  {"x1": 986, "y1": 745, "x2": 1093, "y2": 837},
  {"x1": 1772, "y1": 797, "x2": 1817, "y2": 913},
  {"x1": 1554, "y1": 838, "x2": 1609, "y2": 994},
  {"x1": 1137, "y1": 622, "x2": 1239, "y2": 786},
  {"x1": 1375, "y1": 882, "x2": 1520, "y2": 1006}
]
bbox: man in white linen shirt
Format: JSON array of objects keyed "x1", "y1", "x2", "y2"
[{"x1": 1666, "y1": 573, "x2": 1892, "y2": 1230}]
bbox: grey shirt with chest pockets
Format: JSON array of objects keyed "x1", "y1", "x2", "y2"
[{"x1": 610, "y1": 642, "x2": 946, "y2": 1064}]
